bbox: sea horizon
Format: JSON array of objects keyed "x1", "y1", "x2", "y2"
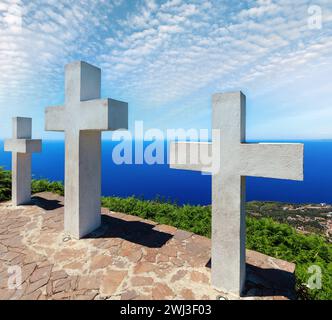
[{"x1": 0, "y1": 139, "x2": 330, "y2": 206}]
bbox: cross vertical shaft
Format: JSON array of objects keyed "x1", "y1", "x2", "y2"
[
  {"x1": 65, "y1": 131, "x2": 102, "y2": 238},
  {"x1": 13, "y1": 117, "x2": 31, "y2": 206},
  {"x1": 64, "y1": 62, "x2": 102, "y2": 238},
  {"x1": 211, "y1": 93, "x2": 247, "y2": 294},
  {"x1": 12, "y1": 152, "x2": 32, "y2": 206}
]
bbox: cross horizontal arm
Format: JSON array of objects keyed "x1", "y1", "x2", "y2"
[
  {"x1": 45, "y1": 106, "x2": 65, "y2": 132},
  {"x1": 4, "y1": 139, "x2": 42, "y2": 154},
  {"x1": 169, "y1": 142, "x2": 212, "y2": 173},
  {"x1": 80, "y1": 98, "x2": 128, "y2": 131},
  {"x1": 239, "y1": 143, "x2": 304, "y2": 180}
]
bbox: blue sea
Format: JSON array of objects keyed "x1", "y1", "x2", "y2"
[{"x1": 0, "y1": 140, "x2": 331, "y2": 206}]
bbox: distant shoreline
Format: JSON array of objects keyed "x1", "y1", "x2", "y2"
[{"x1": 1, "y1": 140, "x2": 332, "y2": 206}]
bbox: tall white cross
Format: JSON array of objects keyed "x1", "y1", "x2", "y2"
[
  {"x1": 45, "y1": 61, "x2": 128, "y2": 239},
  {"x1": 4, "y1": 117, "x2": 42, "y2": 206},
  {"x1": 170, "y1": 92, "x2": 304, "y2": 296}
]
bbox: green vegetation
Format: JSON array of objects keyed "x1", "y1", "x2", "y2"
[
  {"x1": 246, "y1": 217, "x2": 332, "y2": 300},
  {"x1": 247, "y1": 201, "x2": 331, "y2": 236},
  {"x1": 0, "y1": 167, "x2": 64, "y2": 201},
  {"x1": 31, "y1": 179, "x2": 64, "y2": 196},
  {"x1": 102, "y1": 196, "x2": 212, "y2": 237},
  {"x1": 0, "y1": 167, "x2": 331, "y2": 300},
  {"x1": 0, "y1": 167, "x2": 11, "y2": 201}
]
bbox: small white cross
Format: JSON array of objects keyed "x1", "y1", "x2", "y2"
[{"x1": 4, "y1": 117, "x2": 42, "y2": 206}]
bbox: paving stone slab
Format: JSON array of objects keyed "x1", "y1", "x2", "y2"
[{"x1": 0, "y1": 192, "x2": 297, "y2": 300}]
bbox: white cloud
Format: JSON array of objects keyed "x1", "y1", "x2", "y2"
[
  {"x1": 238, "y1": 2, "x2": 280, "y2": 19},
  {"x1": 0, "y1": 0, "x2": 332, "y2": 139}
]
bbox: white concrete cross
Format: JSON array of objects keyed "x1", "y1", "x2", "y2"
[
  {"x1": 4, "y1": 117, "x2": 42, "y2": 206},
  {"x1": 45, "y1": 61, "x2": 128, "y2": 239},
  {"x1": 170, "y1": 92, "x2": 304, "y2": 296}
]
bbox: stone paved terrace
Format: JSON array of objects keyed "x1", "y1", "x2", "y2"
[{"x1": 0, "y1": 192, "x2": 296, "y2": 300}]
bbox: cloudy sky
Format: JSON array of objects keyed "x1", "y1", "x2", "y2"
[{"x1": 0, "y1": 0, "x2": 331, "y2": 140}]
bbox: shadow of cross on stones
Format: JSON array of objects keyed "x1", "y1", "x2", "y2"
[
  {"x1": 205, "y1": 255, "x2": 297, "y2": 299},
  {"x1": 25, "y1": 193, "x2": 172, "y2": 248},
  {"x1": 85, "y1": 215, "x2": 173, "y2": 248},
  {"x1": 31, "y1": 196, "x2": 63, "y2": 211},
  {"x1": 243, "y1": 264, "x2": 297, "y2": 299}
]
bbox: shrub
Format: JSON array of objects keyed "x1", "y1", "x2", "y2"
[
  {"x1": 31, "y1": 179, "x2": 64, "y2": 196},
  {"x1": 101, "y1": 196, "x2": 212, "y2": 237},
  {"x1": 0, "y1": 168, "x2": 64, "y2": 198},
  {"x1": 0, "y1": 167, "x2": 11, "y2": 201}
]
